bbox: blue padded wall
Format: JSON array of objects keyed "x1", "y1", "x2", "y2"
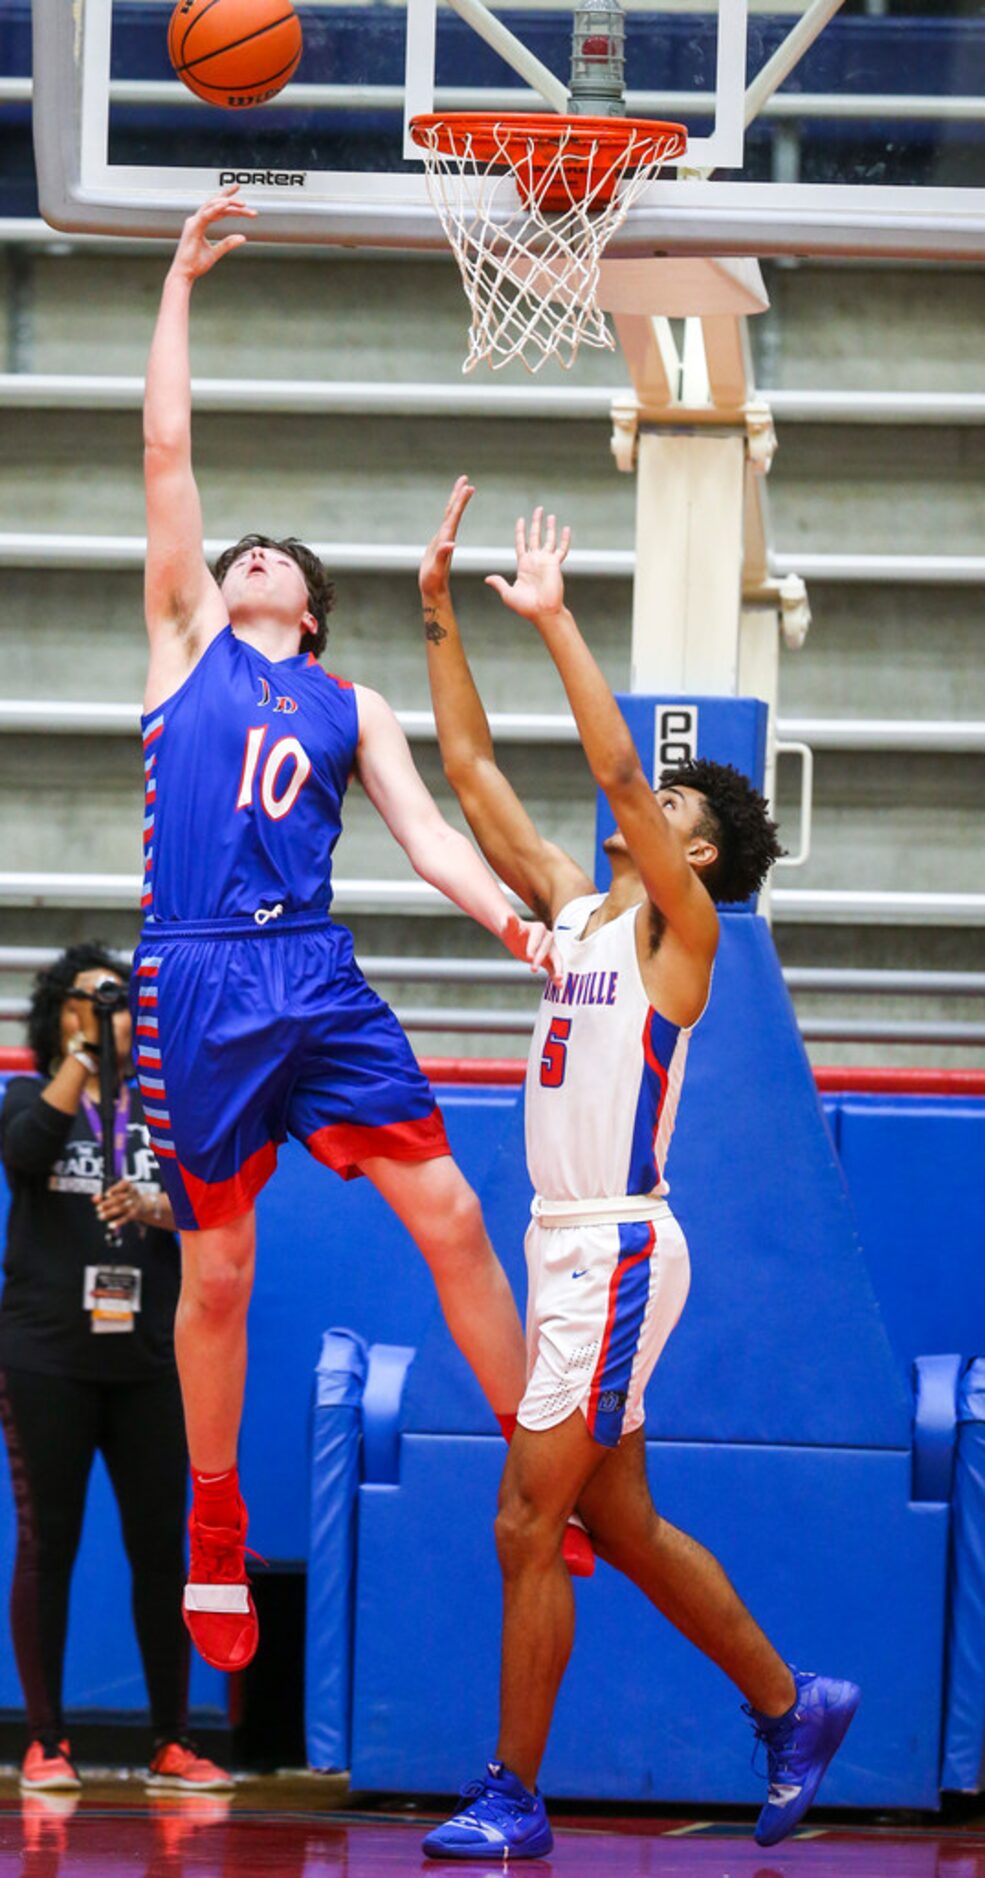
[
  {"x1": 838, "y1": 1098, "x2": 985, "y2": 1377},
  {"x1": 403, "y1": 916, "x2": 911, "y2": 1449},
  {"x1": 0, "y1": 1445, "x2": 225, "y2": 1719},
  {"x1": 0, "y1": 1075, "x2": 515, "y2": 1714},
  {"x1": 351, "y1": 1436, "x2": 946, "y2": 1804},
  {"x1": 243, "y1": 1086, "x2": 516, "y2": 1558}
]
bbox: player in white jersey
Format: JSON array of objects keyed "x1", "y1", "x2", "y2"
[{"x1": 419, "y1": 480, "x2": 860, "y2": 1861}]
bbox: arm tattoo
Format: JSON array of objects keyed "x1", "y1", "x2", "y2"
[{"x1": 423, "y1": 606, "x2": 448, "y2": 645}]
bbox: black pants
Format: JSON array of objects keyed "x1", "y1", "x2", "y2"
[{"x1": 0, "y1": 1366, "x2": 190, "y2": 1744}]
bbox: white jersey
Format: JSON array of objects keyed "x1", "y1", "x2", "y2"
[{"x1": 524, "y1": 893, "x2": 698, "y2": 1203}]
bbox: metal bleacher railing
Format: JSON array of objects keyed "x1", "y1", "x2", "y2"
[
  {"x1": 0, "y1": 949, "x2": 983, "y2": 1047},
  {"x1": 3, "y1": 77, "x2": 985, "y2": 126}
]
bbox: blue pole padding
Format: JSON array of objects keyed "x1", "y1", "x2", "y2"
[
  {"x1": 594, "y1": 695, "x2": 769, "y2": 905},
  {"x1": 942, "y1": 1360, "x2": 985, "y2": 1792},
  {"x1": 305, "y1": 1327, "x2": 369, "y2": 1772}
]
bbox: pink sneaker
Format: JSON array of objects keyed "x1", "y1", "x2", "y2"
[
  {"x1": 19, "y1": 1739, "x2": 82, "y2": 1792},
  {"x1": 184, "y1": 1497, "x2": 259, "y2": 1672},
  {"x1": 147, "y1": 1738, "x2": 234, "y2": 1792}
]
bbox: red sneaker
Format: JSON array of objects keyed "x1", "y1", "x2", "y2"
[
  {"x1": 147, "y1": 1738, "x2": 234, "y2": 1792},
  {"x1": 562, "y1": 1520, "x2": 596, "y2": 1578},
  {"x1": 184, "y1": 1498, "x2": 259, "y2": 1671},
  {"x1": 20, "y1": 1739, "x2": 82, "y2": 1792}
]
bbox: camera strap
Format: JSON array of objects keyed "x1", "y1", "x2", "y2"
[{"x1": 80, "y1": 1088, "x2": 129, "y2": 1183}]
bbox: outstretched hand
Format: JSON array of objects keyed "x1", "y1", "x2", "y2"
[
  {"x1": 501, "y1": 913, "x2": 563, "y2": 987},
  {"x1": 420, "y1": 475, "x2": 475, "y2": 604},
  {"x1": 486, "y1": 506, "x2": 571, "y2": 625},
  {"x1": 171, "y1": 185, "x2": 257, "y2": 283}
]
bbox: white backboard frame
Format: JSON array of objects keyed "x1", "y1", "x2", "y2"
[{"x1": 402, "y1": 0, "x2": 748, "y2": 173}]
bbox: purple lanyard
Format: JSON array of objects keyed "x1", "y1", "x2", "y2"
[{"x1": 80, "y1": 1088, "x2": 129, "y2": 1183}]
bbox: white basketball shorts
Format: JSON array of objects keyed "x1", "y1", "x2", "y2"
[{"x1": 517, "y1": 1198, "x2": 691, "y2": 1448}]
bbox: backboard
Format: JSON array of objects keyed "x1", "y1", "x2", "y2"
[{"x1": 31, "y1": 0, "x2": 985, "y2": 260}]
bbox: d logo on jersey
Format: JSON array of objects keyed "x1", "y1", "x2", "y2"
[{"x1": 255, "y1": 677, "x2": 298, "y2": 714}]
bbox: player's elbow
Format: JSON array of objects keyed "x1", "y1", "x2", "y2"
[
  {"x1": 441, "y1": 744, "x2": 483, "y2": 796},
  {"x1": 600, "y1": 750, "x2": 647, "y2": 798},
  {"x1": 143, "y1": 433, "x2": 189, "y2": 472}
]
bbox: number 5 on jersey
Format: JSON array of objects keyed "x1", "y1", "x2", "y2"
[
  {"x1": 540, "y1": 1016, "x2": 572, "y2": 1088},
  {"x1": 236, "y1": 726, "x2": 312, "y2": 821}
]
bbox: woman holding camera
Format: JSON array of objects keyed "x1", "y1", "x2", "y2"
[{"x1": 0, "y1": 944, "x2": 230, "y2": 1794}]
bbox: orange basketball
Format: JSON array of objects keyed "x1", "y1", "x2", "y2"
[{"x1": 168, "y1": 0, "x2": 303, "y2": 109}]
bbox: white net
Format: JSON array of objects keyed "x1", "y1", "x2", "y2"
[{"x1": 412, "y1": 116, "x2": 685, "y2": 375}]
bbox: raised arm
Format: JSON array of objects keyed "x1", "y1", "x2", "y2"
[
  {"x1": 487, "y1": 509, "x2": 719, "y2": 962},
  {"x1": 353, "y1": 684, "x2": 559, "y2": 980},
  {"x1": 143, "y1": 188, "x2": 255, "y2": 708},
  {"x1": 419, "y1": 478, "x2": 592, "y2": 927}
]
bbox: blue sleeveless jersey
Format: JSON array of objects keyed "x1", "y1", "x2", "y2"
[{"x1": 140, "y1": 627, "x2": 358, "y2": 923}]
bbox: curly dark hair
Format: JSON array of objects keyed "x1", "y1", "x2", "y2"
[
  {"x1": 27, "y1": 943, "x2": 130, "y2": 1073},
  {"x1": 212, "y1": 534, "x2": 336, "y2": 659},
  {"x1": 660, "y1": 757, "x2": 784, "y2": 904}
]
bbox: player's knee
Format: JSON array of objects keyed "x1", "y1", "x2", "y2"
[
  {"x1": 182, "y1": 1254, "x2": 251, "y2": 1322},
  {"x1": 495, "y1": 1486, "x2": 565, "y2": 1578},
  {"x1": 419, "y1": 1181, "x2": 486, "y2": 1266}
]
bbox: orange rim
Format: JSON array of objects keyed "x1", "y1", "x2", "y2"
[
  {"x1": 409, "y1": 111, "x2": 688, "y2": 176},
  {"x1": 411, "y1": 112, "x2": 688, "y2": 213}
]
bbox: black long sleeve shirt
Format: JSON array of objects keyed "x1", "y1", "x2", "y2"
[{"x1": 0, "y1": 1076, "x2": 181, "y2": 1381}]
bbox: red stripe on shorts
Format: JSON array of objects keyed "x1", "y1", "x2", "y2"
[
  {"x1": 178, "y1": 1141, "x2": 278, "y2": 1230},
  {"x1": 305, "y1": 1109, "x2": 449, "y2": 1181}
]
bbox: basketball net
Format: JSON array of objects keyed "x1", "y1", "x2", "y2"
[{"x1": 411, "y1": 115, "x2": 687, "y2": 374}]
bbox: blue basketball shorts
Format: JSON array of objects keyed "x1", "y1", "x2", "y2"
[{"x1": 129, "y1": 913, "x2": 449, "y2": 1232}]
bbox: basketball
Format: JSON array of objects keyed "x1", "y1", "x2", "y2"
[{"x1": 167, "y1": 0, "x2": 303, "y2": 109}]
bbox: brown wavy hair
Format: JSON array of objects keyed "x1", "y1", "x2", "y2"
[{"x1": 212, "y1": 534, "x2": 336, "y2": 658}]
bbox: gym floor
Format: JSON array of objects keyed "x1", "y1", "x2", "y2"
[{"x1": 2, "y1": 1777, "x2": 985, "y2": 1876}]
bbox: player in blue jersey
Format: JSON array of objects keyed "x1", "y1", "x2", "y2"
[{"x1": 140, "y1": 191, "x2": 559, "y2": 1675}]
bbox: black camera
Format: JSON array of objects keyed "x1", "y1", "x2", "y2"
[
  {"x1": 90, "y1": 977, "x2": 129, "y2": 1015},
  {"x1": 66, "y1": 976, "x2": 129, "y2": 1016}
]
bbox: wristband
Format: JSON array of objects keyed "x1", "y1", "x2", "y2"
[{"x1": 66, "y1": 1038, "x2": 99, "y2": 1075}]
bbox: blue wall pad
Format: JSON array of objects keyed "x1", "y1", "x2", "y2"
[
  {"x1": 403, "y1": 916, "x2": 910, "y2": 1449},
  {"x1": 240, "y1": 1084, "x2": 517, "y2": 1559},
  {"x1": 0, "y1": 1444, "x2": 225, "y2": 1721},
  {"x1": 839, "y1": 1098, "x2": 985, "y2": 1378},
  {"x1": 351, "y1": 1434, "x2": 946, "y2": 1805},
  {"x1": 942, "y1": 1360, "x2": 985, "y2": 1792},
  {"x1": 0, "y1": 1078, "x2": 515, "y2": 1706}
]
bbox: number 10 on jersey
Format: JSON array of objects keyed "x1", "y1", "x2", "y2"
[{"x1": 236, "y1": 726, "x2": 312, "y2": 821}]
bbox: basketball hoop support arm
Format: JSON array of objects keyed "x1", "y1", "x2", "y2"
[
  {"x1": 442, "y1": 0, "x2": 568, "y2": 113},
  {"x1": 744, "y1": 0, "x2": 847, "y2": 132},
  {"x1": 609, "y1": 291, "x2": 811, "y2": 921}
]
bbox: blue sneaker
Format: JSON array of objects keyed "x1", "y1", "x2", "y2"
[
  {"x1": 745, "y1": 1667, "x2": 860, "y2": 1847},
  {"x1": 422, "y1": 1762, "x2": 554, "y2": 1861}
]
